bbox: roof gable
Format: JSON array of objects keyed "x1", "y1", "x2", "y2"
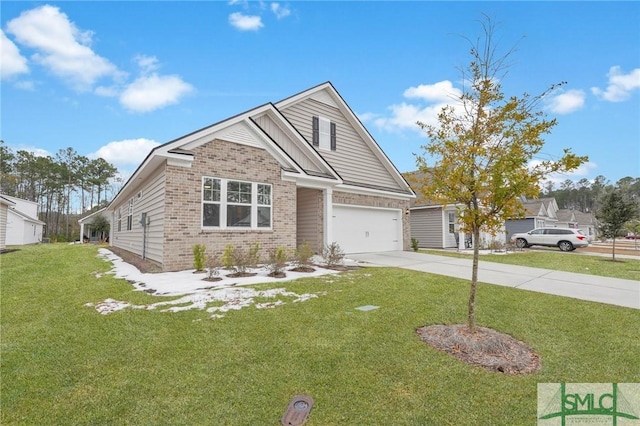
[
  {"x1": 275, "y1": 82, "x2": 413, "y2": 195},
  {"x1": 110, "y1": 83, "x2": 414, "y2": 207}
]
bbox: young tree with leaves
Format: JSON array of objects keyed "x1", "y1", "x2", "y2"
[
  {"x1": 596, "y1": 190, "x2": 638, "y2": 260},
  {"x1": 414, "y1": 17, "x2": 587, "y2": 332}
]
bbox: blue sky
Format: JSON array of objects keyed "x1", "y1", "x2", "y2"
[{"x1": 1, "y1": 1, "x2": 639, "y2": 188}]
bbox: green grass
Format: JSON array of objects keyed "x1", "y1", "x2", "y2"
[
  {"x1": 2, "y1": 244, "x2": 639, "y2": 425},
  {"x1": 419, "y1": 249, "x2": 640, "y2": 280}
]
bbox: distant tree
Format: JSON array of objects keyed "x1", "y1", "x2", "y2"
[
  {"x1": 625, "y1": 219, "x2": 640, "y2": 250},
  {"x1": 414, "y1": 17, "x2": 587, "y2": 332},
  {"x1": 596, "y1": 190, "x2": 638, "y2": 261},
  {"x1": 0, "y1": 140, "x2": 16, "y2": 195},
  {"x1": 91, "y1": 214, "x2": 110, "y2": 243}
]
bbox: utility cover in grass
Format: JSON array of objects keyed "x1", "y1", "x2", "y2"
[{"x1": 355, "y1": 305, "x2": 379, "y2": 311}]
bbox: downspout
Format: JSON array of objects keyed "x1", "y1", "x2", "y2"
[{"x1": 323, "y1": 187, "x2": 333, "y2": 248}]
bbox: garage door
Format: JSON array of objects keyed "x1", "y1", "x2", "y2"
[{"x1": 332, "y1": 205, "x2": 402, "y2": 253}]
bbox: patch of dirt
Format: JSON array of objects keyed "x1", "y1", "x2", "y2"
[
  {"x1": 105, "y1": 246, "x2": 164, "y2": 273},
  {"x1": 0, "y1": 248, "x2": 20, "y2": 255},
  {"x1": 289, "y1": 266, "x2": 316, "y2": 273},
  {"x1": 202, "y1": 277, "x2": 222, "y2": 282},
  {"x1": 226, "y1": 272, "x2": 257, "y2": 278},
  {"x1": 267, "y1": 272, "x2": 287, "y2": 278},
  {"x1": 416, "y1": 324, "x2": 540, "y2": 375}
]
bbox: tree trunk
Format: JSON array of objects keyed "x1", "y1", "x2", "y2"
[
  {"x1": 468, "y1": 225, "x2": 481, "y2": 332},
  {"x1": 612, "y1": 237, "x2": 616, "y2": 261}
]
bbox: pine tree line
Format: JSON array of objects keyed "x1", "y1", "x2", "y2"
[
  {"x1": 541, "y1": 176, "x2": 640, "y2": 213},
  {"x1": 1, "y1": 140, "x2": 120, "y2": 241}
]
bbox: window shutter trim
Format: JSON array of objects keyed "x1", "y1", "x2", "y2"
[
  {"x1": 312, "y1": 116, "x2": 319, "y2": 147},
  {"x1": 330, "y1": 122, "x2": 337, "y2": 151}
]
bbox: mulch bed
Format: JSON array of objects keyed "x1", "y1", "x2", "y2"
[
  {"x1": 105, "y1": 246, "x2": 164, "y2": 273},
  {"x1": 416, "y1": 324, "x2": 541, "y2": 375}
]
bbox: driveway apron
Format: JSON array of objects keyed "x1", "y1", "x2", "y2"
[{"x1": 347, "y1": 251, "x2": 640, "y2": 310}]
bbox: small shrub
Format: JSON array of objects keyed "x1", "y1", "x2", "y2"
[
  {"x1": 205, "y1": 254, "x2": 222, "y2": 281},
  {"x1": 266, "y1": 247, "x2": 289, "y2": 276},
  {"x1": 294, "y1": 242, "x2": 315, "y2": 269},
  {"x1": 192, "y1": 244, "x2": 206, "y2": 271},
  {"x1": 247, "y1": 242, "x2": 261, "y2": 269},
  {"x1": 489, "y1": 239, "x2": 505, "y2": 252},
  {"x1": 322, "y1": 242, "x2": 344, "y2": 267},
  {"x1": 411, "y1": 238, "x2": 419, "y2": 252},
  {"x1": 221, "y1": 244, "x2": 235, "y2": 270}
]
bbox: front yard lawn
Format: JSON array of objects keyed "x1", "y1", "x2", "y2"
[
  {"x1": 2, "y1": 244, "x2": 639, "y2": 425},
  {"x1": 419, "y1": 249, "x2": 640, "y2": 280}
]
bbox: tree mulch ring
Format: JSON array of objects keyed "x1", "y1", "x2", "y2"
[
  {"x1": 289, "y1": 266, "x2": 315, "y2": 273},
  {"x1": 267, "y1": 272, "x2": 287, "y2": 278},
  {"x1": 202, "y1": 277, "x2": 222, "y2": 282},
  {"x1": 226, "y1": 272, "x2": 257, "y2": 278},
  {"x1": 416, "y1": 324, "x2": 541, "y2": 375}
]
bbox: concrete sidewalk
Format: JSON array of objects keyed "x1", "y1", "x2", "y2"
[{"x1": 347, "y1": 251, "x2": 640, "y2": 309}]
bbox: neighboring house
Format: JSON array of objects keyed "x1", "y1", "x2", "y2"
[
  {"x1": 406, "y1": 173, "x2": 504, "y2": 249},
  {"x1": 106, "y1": 82, "x2": 415, "y2": 271},
  {"x1": 2, "y1": 194, "x2": 45, "y2": 245},
  {"x1": 78, "y1": 207, "x2": 109, "y2": 243},
  {"x1": 505, "y1": 197, "x2": 559, "y2": 240},
  {"x1": 0, "y1": 196, "x2": 15, "y2": 251},
  {"x1": 556, "y1": 208, "x2": 597, "y2": 242}
]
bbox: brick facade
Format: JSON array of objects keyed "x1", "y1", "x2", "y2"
[{"x1": 162, "y1": 139, "x2": 297, "y2": 271}]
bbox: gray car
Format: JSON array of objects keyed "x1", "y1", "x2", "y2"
[{"x1": 510, "y1": 228, "x2": 589, "y2": 252}]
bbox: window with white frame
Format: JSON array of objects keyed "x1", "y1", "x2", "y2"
[
  {"x1": 126, "y1": 198, "x2": 133, "y2": 231},
  {"x1": 448, "y1": 212, "x2": 456, "y2": 234},
  {"x1": 117, "y1": 210, "x2": 122, "y2": 232},
  {"x1": 202, "y1": 177, "x2": 272, "y2": 229}
]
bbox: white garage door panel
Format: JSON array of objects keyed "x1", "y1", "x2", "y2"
[{"x1": 332, "y1": 206, "x2": 402, "y2": 253}]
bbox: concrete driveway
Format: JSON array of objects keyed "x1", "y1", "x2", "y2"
[{"x1": 347, "y1": 251, "x2": 640, "y2": 310}]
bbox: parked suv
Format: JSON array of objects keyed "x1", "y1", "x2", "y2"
[{"x1": 510, "y1": 228, "x2": 589, "y2": 252}]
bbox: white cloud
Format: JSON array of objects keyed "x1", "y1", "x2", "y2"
[
  {"x1": 546, "y1": 89, "x2": 585, "y2": 114},
  {"x1": 5, "y1": 5, "x2": 121, "y2": 91},
  {"x1": 530, "y1": 159, "x2": 598, "y2": 186},
  {"x1": 6, "y1": 144, "x2": 52, "y2": 158},
  {"x1": 370, "y1": 80, "x2": 465, "y2": 134},
  {"x1": 403, "y1": 81, "x2": 462, "y2": 103},
  {"x1": 591, "y1": 66, "x2": 640, "y2": 102},
  {"x1": 119, "y1": 74, "x2": 194, "y2": 113},
  {"x1": 134, "y1": 54, "x2": 160, "y2": 74},
  {"x1": 271, "y1": 3, "x2": 291, "y2": 19},
  {"x1": 229, "y1": 12, "x2": 264, "y2": 31},
  {"x1": 15, "y1": 80, "x2": 36, "y2": 91},
  {"x1": 89, "y1": 138, "x2": 160, "y2": 169},
  {"x1": 0, "y1": 30, "x2": 29, "y2": 79},
  {"x1": 373, "y1": 102, "x2": 447, "y2": 133}
]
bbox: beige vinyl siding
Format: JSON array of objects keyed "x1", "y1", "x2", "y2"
[
  {"x1": 112, "y1": 165, "x2": 166, "y2": 264},
  {"x1": 253, "y1": 115, "x2": 326, "y2": 175},
  {"x1": 296, "y1": 188, "x2": 323, "y2": 252},
  {"x1": 281, "y1": 98, "x2": 402, "y2": 191},
  {"x1": 410, "y1": 208, "x2": 444, "y2": 248}
]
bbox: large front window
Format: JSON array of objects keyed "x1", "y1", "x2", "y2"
[{"x1": 202, "y1": 177, "x2": 272, "y2": 229}]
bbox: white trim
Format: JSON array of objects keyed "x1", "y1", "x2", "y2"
[
  {"x1": 281, "y1": 170, "x2": 341, "y2": 189},
  {"x1": 336, "y1": 183, "x2": 415, "y2": 200},
  {"x1": 323, "y1": 187, "x2": 333, "y2": 247}
]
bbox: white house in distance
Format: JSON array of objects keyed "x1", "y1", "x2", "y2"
[
  {"x1": 0, "y1": 196, "x2": 16, "y2": 251},
  {"x1": 1, "y1": 194, "x2": 45, "y2": 246},
  {"x1": 78, "y1": 207, "x2": 109, "y2": 243}
]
